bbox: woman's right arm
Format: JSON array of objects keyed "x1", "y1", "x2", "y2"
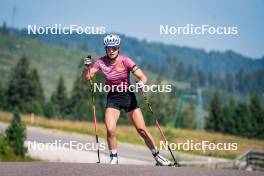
[{"x1": 83, "y1": 66, "x2": 98, "y2": 80}]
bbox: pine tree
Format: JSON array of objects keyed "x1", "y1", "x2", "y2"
[
  {"x1": 0, "y1": 21, "x2": 9, "y2": 35},
  {"x1": 0, "y1": 81, "x2": 6, "y2": 109},
  {"x1": 234, "y1": 101, "x2": 251, "y2": 136},
  {"x1": 222, "y1": 96, "x2": 236, "y2": 134},
  {"x1": 225, "y1": 73, "x2": 235, "y2": 92},
  {"x1": 206, "y1": 90, "x2": 223, "y2": 131},
  {"x1": 51, "y1": 76, "x2": 68, "y2": 118},
  {"x1": 44, "y1": 101, "x2": 60, "y2": 118},
  {"x1": 68, "y1": 76, "x2": 90, "y2": 120},
  {"x1": 250, "y1": 95, "x2": 264, "y2": 139},
  {"x1": 26, "y1": 68, "x2": 45, "y2": 115},
  {"x1": 181, "y1": 102, "x2": 196, "y2": 129},
  {"x1": 6, "y1": 56, "x2": 32, "y2": 112},
  {"x1": 5, "y1": 109, "x2": 27, "y2": 157},
  {"x1": 207, "y1": 72, "x2": 213, "y2": 88},
  {"x1": 236, "y1": 68, "x2": 246, "y2": 93},
  {"x1": 29, "y1": 68, "x2": 45, "y2": 105}
]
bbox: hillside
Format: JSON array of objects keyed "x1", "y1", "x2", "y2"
[
  {"x1": 0, "y1": 33, "x2": 161, "y2": 98},
  {"x1": 11, "y1": 30, "x2": 264, "y2": 105},
  {"x1": 0, "y1": 33, "x2": 86, "y2": 97},
  {"x1": 18, "y1": 30, "x2": 264, "y2": 77}
]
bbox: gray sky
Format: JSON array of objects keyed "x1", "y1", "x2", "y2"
[{"x1": 1, "y1": 0, "x2": 263, "y2": 58}]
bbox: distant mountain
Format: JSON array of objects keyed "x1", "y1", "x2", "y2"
[
  {"x1": 1, "y1": 27, "x2": 263, "y2": 100},
  {"x1": 18, "y1": 29, "x2": 264, "y2": 78},
  {"x1": 1, "y1": 28, "x2": 263, "y2": 134}
]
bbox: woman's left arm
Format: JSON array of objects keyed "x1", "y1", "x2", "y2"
[{"x1": 131, "y1": 66, "x2": 148, "y2": 84}]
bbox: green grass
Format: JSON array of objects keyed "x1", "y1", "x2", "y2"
[{"x1": 0, "y1": 111, "x2": 263, "y2": 159}]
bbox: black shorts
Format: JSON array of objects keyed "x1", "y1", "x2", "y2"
[{"x1": 106, "y1": 91, "x2": 138, "y2": 113}]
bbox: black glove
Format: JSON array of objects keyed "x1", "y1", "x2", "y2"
[{"x1": 84, "y1": 54, "x2": 92, "y2": 68}]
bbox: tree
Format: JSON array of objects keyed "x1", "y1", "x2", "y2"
[
  {"x1": 44, "y1": 101, "x2": 60, "y2": 118},
  {"x1": 5, "y1": 109, "x2": 27, "y2": 157},
  {"x1": 233, "y1": 101, "x2": 251, "y2": 136},
  {"x1": 25, "y1": 68, "x2": 45, "y2": 115},
  {"x1": 0, "y1": 81, "x2": 6, "y2": 109},
  {"x1": 206, "y1": 90, "x2": 223, "y2": 131},
  {"x1": 225, "y1": 73, "x2": 235, "y2": 92},
  {"x1": 50, "y1": 76, "x2": 68, "y2": 118},
  {"x1": 68, "y1": 76, "x2": 90, "y2": 120},
  {"x1": 0, "y1": 21, "x2": 9, "y2": 35},
  {"x1": 250, "y1": 95, "x2": 264, "y2": 139},
  {"x1": 181, "y1": 102, "x2": 196, "y2": 129},
  {"x1": 197, "y1": 68, "x2": 206, "y2": 87},
  {"x1": 222, "y1": 96, "x2": 236, "y2": 134},
  {"x1": 29, "y1": 69, "x2": 45, "y2": 105},
  {"x1": 6, "y1": 56, "x2": 32, "y2": 112},
  {"x1": 5, "y1": 56, "x2": 45, "y2": 115},
  {"x1": 207, "y1": 72, "x2": 213, "y2": 88},
  {"x1": 26, "y1": 100, "x2": 44, "y2": 115},
  {"x1": 236, "y1": 68, "x2": 246, "y2": 93}
]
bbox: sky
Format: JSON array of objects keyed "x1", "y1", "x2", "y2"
[{"x1": 0, "y1": 0, "x2": 263, "y2": 58}]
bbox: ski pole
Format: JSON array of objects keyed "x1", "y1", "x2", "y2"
[
  {"x1": 83, "y1": 53, "x2": 100, "y2": 163},
  {"x1": 139, "y1": 88, "x2": 180, "y2": 167},
  {"x1": 89, "y1": 78, "x2": 100, "y2": 163}
]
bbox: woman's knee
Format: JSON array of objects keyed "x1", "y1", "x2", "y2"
[{"x1": 106, "y1": 126, "x2": 116, "y2": 137}]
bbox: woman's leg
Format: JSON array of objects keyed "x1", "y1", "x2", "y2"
[
  {"x1": 127, "y1": 108, "x2": 173, "y2": 166},
  {"x1": 104, "y1": 107, "x2": 120, "y2": 150},
  {"x1": 126, "y1": 108, "x2": 156, "y2": 150}
]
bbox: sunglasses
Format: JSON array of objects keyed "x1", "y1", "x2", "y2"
[{"x1": 106, "y1": 46, "x2": 119, "y2": 52}]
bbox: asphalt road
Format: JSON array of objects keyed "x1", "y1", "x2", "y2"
[
  {"x1": 0, "y1": 162, "x2": 262, "y2": 176},
  {"x1": 0, "y1": 122, "x2": 262, "y2": 175},
  {"x1": 0, "y1": 122, "x2": 230, "y2": 165},
  {"x1": 0, "y1": 122, "x2": 154, "y2": 164}
]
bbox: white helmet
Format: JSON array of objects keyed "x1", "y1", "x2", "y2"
[{"x1": 104, "y1": 34, "x2": 121, "y2": 47}]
